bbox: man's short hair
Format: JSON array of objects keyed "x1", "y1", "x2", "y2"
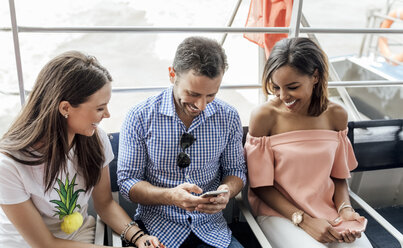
[{"x1": 173, "y1": 36, "x2": 228, "y2": 78}]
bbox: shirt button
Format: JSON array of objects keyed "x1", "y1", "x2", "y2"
[{"x1": 185, "y1": 175, "x2": 190, "y2": 179}]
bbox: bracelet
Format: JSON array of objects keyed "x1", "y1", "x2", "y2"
[
  {"x1": 337, "y1": 201, "x2": 354, "y2": 214},
  {"x1": 120, "y1": 221, "x2": 138, "y2": 242},
  {"x1": 130, "y1": 229, "x2": 144, "y2": 244},
  {"x1": 132, "y1": 233, "x2": 146, "y2": 247}
]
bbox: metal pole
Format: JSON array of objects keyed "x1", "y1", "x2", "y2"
[
  {"x1": 10, "y1": 80, "x2": 401, "y2": 94},
  {"x1": 358, "y1": 8, "x2": 375, "y2": 57},
  {"x1": 301, "y1": 14, "x2": 316, "y2": 40},
  {"x1": 288, "y1": 0, "x2": 303, "y2": 38},
  {"x1": 258, "y1": 47, "x2": 268, "y2": 103},
  {"x1": 8, "y1": 26, "x2": 403, "y2": 34},
  {"x1": 220, "y1": 0, "x2": 242, "y2": 46},
  {"x1": 8, "y1": 0, "x2": 25, "y2": 106}
]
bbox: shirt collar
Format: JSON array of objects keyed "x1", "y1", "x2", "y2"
[{"x1": 159, "y1": 86, "x2": 175, "y2": 117}]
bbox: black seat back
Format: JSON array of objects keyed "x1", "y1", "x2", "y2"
[
  {"x1": 108, "y1": 132, "x2": 120, "y2": 192},
  {"x1": 348, "y1": 119, "x2": 403, "y2": 172},
  {"x1": 242, "y1": 126, "x2": 249, "y2": 146}
]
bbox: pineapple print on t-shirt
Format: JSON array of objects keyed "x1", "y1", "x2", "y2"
[{"x1": 50, "y1": 173, "x2": 85, "y2": 234}]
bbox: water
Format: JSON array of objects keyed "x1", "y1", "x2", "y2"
[{"x1": 0, "y1": 0, "x2": 400, "y2": 135}]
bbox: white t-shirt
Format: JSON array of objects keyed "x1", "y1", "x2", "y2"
[{"x1": 0, "y1": 129, "x2": 114, "y2": 247}]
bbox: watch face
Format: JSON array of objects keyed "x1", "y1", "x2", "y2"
[{"x1": 292, "y1": 211, "x2": 303, "y2": 225}]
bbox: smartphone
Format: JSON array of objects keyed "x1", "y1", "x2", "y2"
[
  {"x1": 333, "y1": 218, "x2": 368, "y2": 233},
  {"x1": 200, "y1": 190, "x2": 229, "y2": 198}
]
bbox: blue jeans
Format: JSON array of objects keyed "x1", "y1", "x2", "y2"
[
  {"x1": 227, "y1": 236, "x2": 244, "y2": 248},
  {"x1": 200, "y1": 236, "x2": 244, "y2": 248},
  {"x1": 182, "y1": 234, "x2": 244, "y2": 248}
]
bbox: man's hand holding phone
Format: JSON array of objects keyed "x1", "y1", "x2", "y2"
[
  {"x1": 196, "y1": 186, "x2": 230, "y2": 214},
  {"x1": 200, "y1": 190, "x2": 229, "y2": 198},
  {"x1": 169, "y1": 183, "x2": 210, "y2": 212}
]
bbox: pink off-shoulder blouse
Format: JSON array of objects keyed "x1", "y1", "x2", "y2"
[{"x1": 244, "y1": 129, "x2": 357, "y2": 222}]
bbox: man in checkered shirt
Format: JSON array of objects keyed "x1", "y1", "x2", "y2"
[{"x1": 118, "y1": 36, "x2": 247, "y2": 248}]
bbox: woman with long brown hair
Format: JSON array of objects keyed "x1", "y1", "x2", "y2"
[{"x1": 0, "y1": 51, "x2": 162, "y2": 248}]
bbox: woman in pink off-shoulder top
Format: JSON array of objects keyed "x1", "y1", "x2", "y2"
[{"x1": 244, "y1": 37, "x2": 372, "y2": 248}]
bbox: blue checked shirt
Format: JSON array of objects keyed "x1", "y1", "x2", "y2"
[{"x1": 117, "y1": 86, "x2": 246, "y2": 248}]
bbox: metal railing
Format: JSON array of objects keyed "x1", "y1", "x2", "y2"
[
  {"x1": 109, "y1": 80, "x2": 403, "y2": 94},
  {"x1": 359, "y1": 0, "x2": 403, "y2": 61},
  {"x1": 2, "y1": 80, "x2": 402, "y2": 96},
  {"x1": 5, "y1": 26, "x2": 403, "y2": 34},
  {"x1": 3, "y1": 0, "x2": 403, "y2": 112}
]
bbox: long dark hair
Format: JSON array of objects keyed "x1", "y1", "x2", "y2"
[
  {"x1": 262, "y1": 37, "x2": 329, "y2": 116},
  {"x1": 0, "y1": 51, "x2": 112, "y2": 192}
]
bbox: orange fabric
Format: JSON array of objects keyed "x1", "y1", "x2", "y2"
[
  {"x1": 378, "y1": 9, "x2": 403, "y2": 64},
  {"x1": 244, "y1": 129, "x2": 357, "y2": 222},
  {"x1": 244, "y1": 0, "x2": 294, "y2": 58}
]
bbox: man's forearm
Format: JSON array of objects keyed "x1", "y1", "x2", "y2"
[
  {"x1": 129, "y1": 181, "x2": 172, "y2": 205},
  {"x1": 220, "y1": 175, "x2": 244, "y2": 198}
]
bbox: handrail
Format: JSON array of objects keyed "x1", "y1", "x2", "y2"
[
  {"x1": 329, "y1": 80, "x2": 403, "y2": 87},
  {"x1": 110, "y1": 80, "x2": 403, "y2": 93},
  {"x1": 349, "y1": 190, "x2": 403, "y2": 247},
  {"x1": 235, "y1": 192, "x2": 273, "y2": 248},
  {"x1": 1, "y1": 26, "x2": 402, "y2": 34},
  {"x1": 1, "y1": 81, "x2": 401, "y2": 96},
  {"x1": 15, "y1": 26, "x2": 291, "y2": 33},
  {"x1": 111, "y1": 81, "x2": 403, "y2": 93}
]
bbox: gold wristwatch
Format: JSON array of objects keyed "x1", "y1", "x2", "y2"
[{"x1": 291, "y1": 210, "x2": 304, "y2": 226}]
